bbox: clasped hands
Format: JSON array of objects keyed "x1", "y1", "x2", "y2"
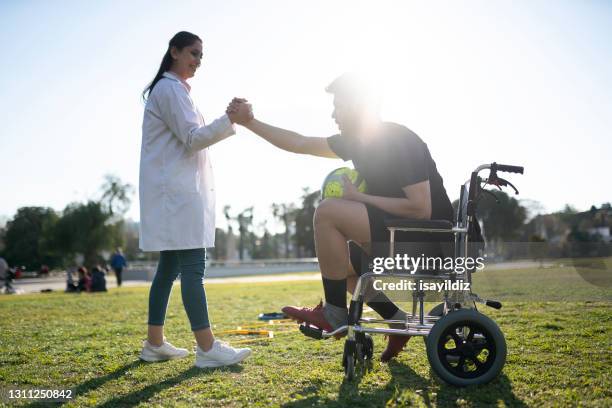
[{"x1": 226, "y1": 97, "x2": 253, "y2": 125}]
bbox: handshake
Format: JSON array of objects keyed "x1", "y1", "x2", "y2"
[{"x1": 226, "y1": 97, "x2": 253, "y2": 125}]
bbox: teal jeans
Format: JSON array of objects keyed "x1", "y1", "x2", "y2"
[{"x1": 147, "y1": 248, "x2": 210, "y2": 331}]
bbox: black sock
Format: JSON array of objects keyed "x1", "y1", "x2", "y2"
[
  {"x1": 366, "y1": 293, "x2": 399, "y2": 319},
  {"x1": 322, "y1": 277, "x2": 347, "y2": 309},
  {"x1": 347, "y1": 241, "x2": 400, "y2": 319}
]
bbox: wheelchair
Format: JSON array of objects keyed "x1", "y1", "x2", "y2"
[{"x1": 299, "y1": 162, "x2": 524, "y2": 386}]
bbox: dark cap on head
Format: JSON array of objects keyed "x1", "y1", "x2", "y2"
[
  {"x1": 326, "y1": 72, "x2": 382, "y2": 111},
  {"x1": 326, "y1": 73, "x2": 357, "y2": 94}
]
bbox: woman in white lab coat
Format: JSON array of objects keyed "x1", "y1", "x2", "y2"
[{"x1": 138, "y1": 31, "x2": 252, "y2": 368}]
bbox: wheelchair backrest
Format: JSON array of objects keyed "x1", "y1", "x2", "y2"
[
  {"x1": 455, "y1": 179, "x2": 485, "y2": 260},
  {"x1": 456, "y1": 181, "x2": 471, "y2": 227}
]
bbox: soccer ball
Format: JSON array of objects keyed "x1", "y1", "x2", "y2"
[{"x1": 321, "y1": 167, "x2": 367, "y2": 199}]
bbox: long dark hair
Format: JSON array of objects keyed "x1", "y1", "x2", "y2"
[{"x1": 142, "y1": 31, "x2": 202, "y2": 102}]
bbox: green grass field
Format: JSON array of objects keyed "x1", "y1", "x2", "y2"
[{"x1": 0, "y1": 265, "x2": 610, "y2": 407}]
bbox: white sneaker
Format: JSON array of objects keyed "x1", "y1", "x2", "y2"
[
  {"x1": 195, "y1": 340, "x2": 251, "y2": 368},
  {"x1": 140, "y1": 339, "x2": 190, "y2": 362}
]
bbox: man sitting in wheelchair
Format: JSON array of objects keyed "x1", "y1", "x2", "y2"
[{"x1": 235, "y1": 72, "x2": 454, "y2": 362}]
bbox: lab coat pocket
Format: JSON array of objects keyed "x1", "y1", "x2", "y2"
[
  {"x1": 165, "y1": 191, "x2": 204, "y2": 246},
  {"x1": 166, "y1": 154, "x2": 199, "y2": 193}
]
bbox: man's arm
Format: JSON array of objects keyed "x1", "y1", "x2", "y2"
[
  {"x1": 243, "y1": 119, "x2": 338, "y2": 158},
  {"x1": 344, "y1": 178, "x2": 432, "y2": 219}
]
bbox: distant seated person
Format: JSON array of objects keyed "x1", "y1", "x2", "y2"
[
  {"x1": 90, "y1": 265, "x2": 108, "y2": 292},
  {"x1": 39, "y1": 264, "x2": 50, "y2": 277},
  {"x1": 77, "y1": 266, "x2": 91, "y2": 292},
  {"x1": 65, "y1": 268, "x2": 78, "y2": 293}
]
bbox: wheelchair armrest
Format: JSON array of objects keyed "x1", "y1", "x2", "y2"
[{"x1": 385, "y1": 219, "x2": 453, "y2": 230}]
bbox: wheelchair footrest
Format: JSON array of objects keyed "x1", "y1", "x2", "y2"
[
  {"x1": 485, "y1": 300, "x2": 502, "y2": 310},
  {"x1": 299, "y1": 323, "x2": 324, "y2": 340}
]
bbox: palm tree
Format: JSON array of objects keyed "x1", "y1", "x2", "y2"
[
  {"x1": 224, "y1": 206, "x2": 254, "y2": 260},
  {"x1": 100, "y1": 174, "x2": 134, "y2": 217},
  {"x1": 272, "y1": 203, "x2": 296, "y2": 258}
]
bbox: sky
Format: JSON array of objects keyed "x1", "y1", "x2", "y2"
[{"x1": 1, "y1": 0, "x2": 611, "y2": 233}]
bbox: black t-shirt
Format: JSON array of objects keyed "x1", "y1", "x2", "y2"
[{"x1": 327, "y1": 122, "x2": 453, "y2": 222}]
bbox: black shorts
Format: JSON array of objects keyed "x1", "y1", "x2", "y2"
[{"x1": 349, "y1": 204, "x2": 453, "y2": 275}]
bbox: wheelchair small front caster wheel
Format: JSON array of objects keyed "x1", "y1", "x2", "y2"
[
  {"x1": 362, "y1": 334, "x2": 374, "y2": 360},
  {"x1": 426, "y1": 309, "x2": 506, "y2": 386},
  {"x1": 342, "y1": 340, "x2": 356, "y2": 381},
  {"x1": 355, "y1": 332, "x2": 373, "y2": 362}
]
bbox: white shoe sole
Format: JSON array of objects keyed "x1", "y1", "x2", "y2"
[
  {"x1": 140, "y1": 349, "x2": 189, "y2": 362},
  {"x1": 194, "y1": 349, "x2": 252, "y2": 368}
]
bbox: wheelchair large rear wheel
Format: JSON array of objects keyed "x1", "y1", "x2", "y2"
[{"x1": 426, "y1": 309, "x2": 506, "y2": 386}]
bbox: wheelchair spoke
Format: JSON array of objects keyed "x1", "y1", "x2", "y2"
[{"x1": 471, "y1": 357, "x2": 484, "y2": 369}]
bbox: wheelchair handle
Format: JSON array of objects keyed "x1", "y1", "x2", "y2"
[{"x1": 493, "y1": 163, "x2": 524, "y2": 174}]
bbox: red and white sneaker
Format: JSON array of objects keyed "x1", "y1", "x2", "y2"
[{"x1": 282, "y1": 301, "x2": 334, "y2": 332}]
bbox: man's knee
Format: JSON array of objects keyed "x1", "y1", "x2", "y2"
[
  {"x1": 314, "y1": 199, "x2": 371, "y2": 244},
  {"x1": 313, "y1": 198, "x2": 339, "y2": 227}
]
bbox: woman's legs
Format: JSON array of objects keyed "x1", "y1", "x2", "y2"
[
  {"x1": 144, "y1": 248, "x2": 251, "y2": 366},
  {"x1": 147, "y1": 250, "x2": 181, "y2": 346},
  {"x1": 174, "y1": 248, "x2": 215, "y2": 351},
  {"x1": 147, "y1": 248, "x2": 214, "y2": 350}
]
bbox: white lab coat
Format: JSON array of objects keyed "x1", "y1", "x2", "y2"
[{"x1": 139, "y1": 72, "x2": 235, "y2": 251}]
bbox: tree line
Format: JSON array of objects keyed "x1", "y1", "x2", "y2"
[
  {"x1": 0, "y1": 175, "x2": 133, "y2": 270},
  {"x1": 0, "y1": 177, "x2": 321, "y2": 270}
]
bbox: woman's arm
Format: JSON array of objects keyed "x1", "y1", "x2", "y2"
[{"x1": 157, "y1": 82, "x2": 236, "y2": 151}]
